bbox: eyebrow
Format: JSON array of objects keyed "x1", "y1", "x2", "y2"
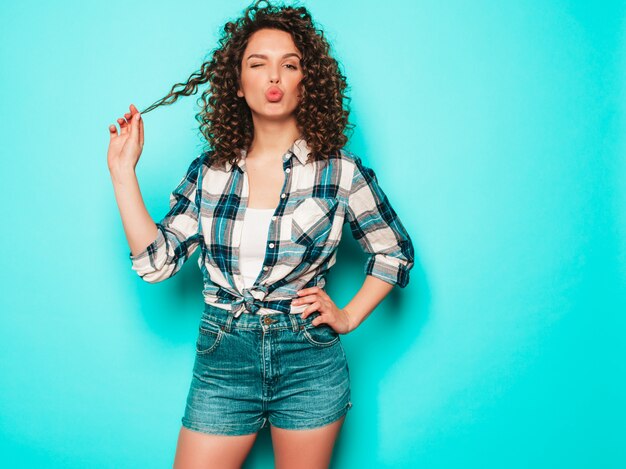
[{"x1": 246, "y1": 53, "x2": 301, "y2": 61}]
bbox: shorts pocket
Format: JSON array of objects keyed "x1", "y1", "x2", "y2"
[
  {"x1": 196, "y1": 321, "x2": 224, "y2": 355},
  {"x1": 302, "y1": 323, "x2": 340, "y2": 348},
  {"x1": 291, "y1": 197, "x2": 338, "y2": 246}
]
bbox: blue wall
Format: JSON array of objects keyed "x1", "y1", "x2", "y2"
[{"x1": 1, "y1": 0, "x2": 624, "y2": 467}]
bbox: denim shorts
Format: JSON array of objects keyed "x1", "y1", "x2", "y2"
[{"x1": 181, "y1": 303, "x2": 352, "y2": 436}]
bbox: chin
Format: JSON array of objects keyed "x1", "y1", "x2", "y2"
[{"x1": 254, "y1": 105, "x2": 297, "y2": 117}]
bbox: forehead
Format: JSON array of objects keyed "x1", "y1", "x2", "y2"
[{"x1": 244, "y1": 29, "x2": 300, "y2": 54}]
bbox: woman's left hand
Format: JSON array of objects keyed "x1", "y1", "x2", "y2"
[{"x1": 292, "y1": 286, "x2": 355, "y2": 334}]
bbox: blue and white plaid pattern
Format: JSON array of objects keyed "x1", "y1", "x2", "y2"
[{"x1": 129, "y1": 138, "x2": 415, "y2": 317}]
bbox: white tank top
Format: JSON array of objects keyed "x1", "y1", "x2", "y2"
[
  {"x1": 240, "y1": 207, "x2": 274, "y2": 290},
  {"x1": 239, "y1": 207, "x2": 285, "y2": 315},
  {"x1": 209, "y1": 207, "x2": 308, "y2": 316}
]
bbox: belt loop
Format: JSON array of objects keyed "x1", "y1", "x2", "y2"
[
  {"x1": 288, "y1": 313, "x2": 298, "y2": 332},
  {"x1": 224, "y1": 309, "x2": 234, "y2": 333}
]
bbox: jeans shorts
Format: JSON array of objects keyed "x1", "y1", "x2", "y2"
[{"x1": 181, "y1": 303, "x2": 352, "y2": 436}]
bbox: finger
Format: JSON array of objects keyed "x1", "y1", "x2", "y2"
[
  {"x1": 118, "y1": 117, "x2": 129, "y2": 135},
  {"x1": 126, "y1": 103, "x2": 136, "y2": 121},
  {"x1": 297, "y1": 286, "x2": 322, "y2": 297},
  {"x1": 108, "y1": 123, "x2": 118, "y2": 137},
  {"x1": 138, "y1": 112, "x2": 144, "y2": 146},
  {"x1": 125, "y1": 104, "x2": 143, "y2": 145},
  {"x1": 292, "y1": 294, "x2": 318, "y2": 306},
  {"x1": 311, "y1": 315, "x2": 327, "y2": 327},
  {"x1": 129, "y1": 111, "x2": 140, "y2": 141},
  {"x1": 301, "y1": 301, "x2": 321, "y2": 319},
  {"x1": 128, "y1": 103, "x2": 139, "y2": 124}
]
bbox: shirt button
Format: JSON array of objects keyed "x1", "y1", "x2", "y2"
[
  {"x1": 280, "y1": 193, "x2": 286, "y2": 199},
  {"x1": 263, "y1": 266, "x2": 269, "y2": 271},
  {"x1": 268, "y1": 242, "x2": 275, "y2": 248},
  {"x1": 272, "y1": 216, "x2": 277, "y2": 221},
  {"x1": 285, "y1": 168, "x2": 291, "y2": 173}
]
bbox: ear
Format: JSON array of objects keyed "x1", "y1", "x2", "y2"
[{"x1": 236, "y1": 75, "x2": 244, "y2": 98}]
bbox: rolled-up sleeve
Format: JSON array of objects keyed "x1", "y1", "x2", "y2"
[
  {"x1": 346, "y1": 156, "x2": 415, "y2": 288},
  {"x1": 128, "y1": 154, "x2": 204, "y2": 283}
]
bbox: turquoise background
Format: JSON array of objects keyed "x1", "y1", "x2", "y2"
[{"x1": 1, "y1": 0, "x2": 624, "y2": 467}]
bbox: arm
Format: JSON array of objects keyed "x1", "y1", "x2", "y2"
[
  {"x1": 343, "y1": 155, "x2": 415, "y2": 329},
  {"x1": 342, "y1": 275, "x2": 394, "y2": 330},
  {"x1": 111, "y1": 169, "x2": 160, "y2": 257},
  {"x1": 118, "y1": 155, "x2": 204, "y2": 283},
  {"x1": 108, "y1": 107, "x2": 161, "y2": 260}
]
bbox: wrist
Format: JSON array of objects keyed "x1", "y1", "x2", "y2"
[
  {"x1": 342, "y1": 307, "x2": 359, "y2": 333},
  {"x1": 110, "y1": 165, "x2": 137, "y2": 185}
]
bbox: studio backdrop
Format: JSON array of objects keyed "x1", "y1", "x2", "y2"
[{"x1": 0, "y1": 0, "x2": 624, "y2": 467}]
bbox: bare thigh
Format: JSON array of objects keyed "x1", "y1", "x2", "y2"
[
  {"x1": 271, "y1": 415, "x2": 346, "y2": 469},
  {"x1": 173, "y1": 426, "x2": 258, "y2": 469}
]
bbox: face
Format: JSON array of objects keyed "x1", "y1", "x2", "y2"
[{"x1": 237, "y1": 28, "x2": 304, "y2": 121}]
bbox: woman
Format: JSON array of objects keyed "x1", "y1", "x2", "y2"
[{"x1": 107, "y1": 1, "x2": 414, "y2": 467}]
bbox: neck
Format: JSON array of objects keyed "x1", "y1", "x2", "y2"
[{"x1": 246, "y1": 117, "x2": 301, "y2": 163}]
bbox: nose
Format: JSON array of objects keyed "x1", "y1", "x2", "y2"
[{"x1": 269, "y1": 63, "x2": 280, "y2": 83}]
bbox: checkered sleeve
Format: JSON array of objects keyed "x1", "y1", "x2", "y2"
[
  {"x1": 346, "y1": 156, "x2": 415, "y2": 288},
  {"x1": 128, "y1": 155, "x2": 203, "y2": 283}
]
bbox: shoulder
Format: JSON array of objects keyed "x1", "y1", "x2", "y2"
[
  {"x1": 197, "y1": 150, "x2": 215, "y2": 170},
  {"x1": 196, "y1": 150, "x2": 227, "y2": 176},
  {"x1": 311, "y1": 149, "x2": 364, "y2": 190},
  {"x1": 335, "y1": 148, "x2": 377, "y2": 180},
  {"x1": 196, "y1": 150, "x2": 235, "y2": 193},
  {"x1": 323, "y1": 148, "x2": 362, "y2": 172},
  {"x1": 337, "y1": 148, "x2": 358, "y2": 163}
]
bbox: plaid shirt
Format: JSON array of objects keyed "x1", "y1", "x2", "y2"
[{"x1": 129, "y1": 138, "x2": 415, "y2": 317}]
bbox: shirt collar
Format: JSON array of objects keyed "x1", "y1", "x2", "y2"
[{"x1": 224, "y1": 136, "x2": 311, "y2": 172}]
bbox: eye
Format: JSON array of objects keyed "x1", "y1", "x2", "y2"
[{"x1": 249, "y1": 63, "x2": 298, "y2": 69}]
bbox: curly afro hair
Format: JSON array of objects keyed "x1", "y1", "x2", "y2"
[{"x1": 139, "y1": 0, "x2": 354, "y2": 168}]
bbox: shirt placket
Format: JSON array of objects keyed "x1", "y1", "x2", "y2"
[{"x1": 231, "y1": 151, "x2": 295, "y2": 314}]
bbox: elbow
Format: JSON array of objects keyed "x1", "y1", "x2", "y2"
[
  {"x1": 395, "y1": 238, "x2": 415, "y2": 287},
  {"x1": 128, "y1": 231, "x2": 185, "y2": 283},
  {"x1": 365, "y1": 249, "x2": 414, "y2": 289},
  {"x1": 137, "y1": 270, "x2": 170, "y2": 284},
  {"x1": 130, "y1": 256, "x2": 177, "y2": 284},
  {"x1": 132, "y1": 257, "x2": 179, "y2": 283},
  {"x1": 394, "y1": 262, "x2": 412, "y2": 288}
]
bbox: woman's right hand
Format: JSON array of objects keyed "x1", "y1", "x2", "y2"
[{"x1": 107, "y1": 103, "x2": 144, "y2": 174}]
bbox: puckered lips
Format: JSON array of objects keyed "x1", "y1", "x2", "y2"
[{"x1": 265, "y1": 86, "x2": 284, "y2": 102}]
